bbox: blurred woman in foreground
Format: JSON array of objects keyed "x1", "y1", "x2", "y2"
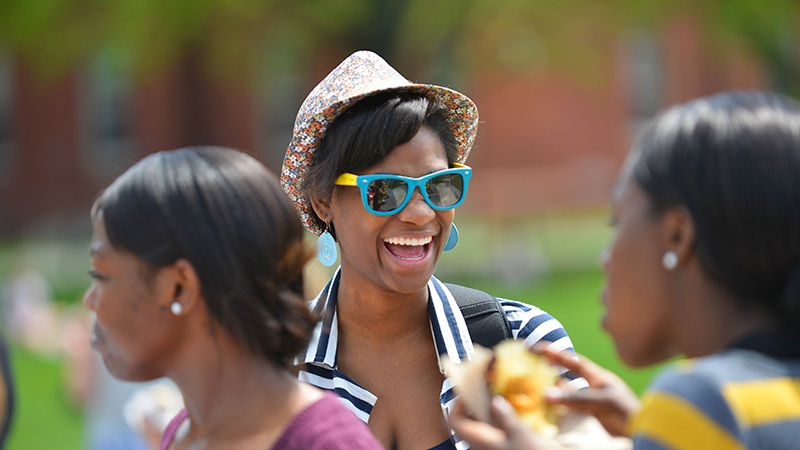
[
  {"x1": 84, "y1": 147, "x2": 384, "y2": 449},
  {"x1": 450, "y1": 91, "x2": 800, "y2": 450}
]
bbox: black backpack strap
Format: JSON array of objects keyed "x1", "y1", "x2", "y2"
[{"x1": 445, "y1": 283, "x2": 512, "y2": 349}]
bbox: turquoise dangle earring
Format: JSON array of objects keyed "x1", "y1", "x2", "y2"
[
  {"x1": 317, "y1": 222, "x2": 338, "y2": 266},
  {"x1": 443, "y1": 223, "x2": 459, "y2": 252}
]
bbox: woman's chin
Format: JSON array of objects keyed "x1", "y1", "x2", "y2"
[
  {"x1": 606, "y1": 330, "x2": 647, "y2": 368},
  {"x1": 614, "y1": 341, "x2": 675, "y2": 368},
  {"x1": 102, "y1": 361, "x2": 154, "y2": 382},
  {"x1": 97, "y1": 350, "x2": 151, "y2": 382},
  {"x1": 99, "y1": 355, "x2": 126, "y2": 379}
]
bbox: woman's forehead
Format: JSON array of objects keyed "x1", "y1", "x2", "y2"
[
  {"x1": 362, "y1": 129, "x2": 448, "y2": 175},
  {"x1": 90, "y1": 220, "x2": 110, "y2": 255}
]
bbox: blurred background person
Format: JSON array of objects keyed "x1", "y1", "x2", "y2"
[
  {"x1": 1, "y1": 262, "x2": 58, "y2": 355},
  {"x1": 0, "y1": 330, "x2": 14, "y2": 449}
]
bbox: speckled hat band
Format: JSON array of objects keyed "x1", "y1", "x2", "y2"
[{"x1": 281, "y1": 50, "x2": 479, "y2": 235}]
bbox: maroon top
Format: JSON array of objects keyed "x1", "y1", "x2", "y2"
[{"x1": 159, "y1": 392, "x2": 385, "y2": 450}]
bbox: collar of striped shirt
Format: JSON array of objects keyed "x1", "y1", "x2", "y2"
[{"x1": 295, "y1": 267, "x2": 475, "y2": 448}]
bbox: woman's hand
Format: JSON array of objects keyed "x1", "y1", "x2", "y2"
[
  {"x1": 450, "y1": 395, "x2": 559, "y2": 450},
  {"x1": 538, "y1": 348, "x2": 640, "y2": 437}
]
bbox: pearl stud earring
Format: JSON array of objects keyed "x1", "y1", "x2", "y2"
[{"x1": 662, "y1": 251, "x2": 678, "y2": 271}]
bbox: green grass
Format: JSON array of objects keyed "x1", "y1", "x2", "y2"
[
  {"x1": 6, "y1": 347, "x2": 83, "y2": 450},
  {"x1": 446, "y1": 269, "x2": 667, "y2": 395}
]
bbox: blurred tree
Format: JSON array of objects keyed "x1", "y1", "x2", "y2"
[
  {"x1": 437, "y1": 0, "x2": 799, "y2": 94},
  {"x1": 0, "y1": 0, "x2": 366, "y2": 85},
  {"x1": 0, "y1": 0, "x2": 797, "y2": 94}
]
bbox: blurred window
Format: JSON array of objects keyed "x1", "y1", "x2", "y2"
[
  {"x1": 80, "y1": 51, "x2": 137, "y2": 183},
  {"x1": 623, "y1": 31, "x2": 664, "y2": 129},
  {"x1": 0, "y1": 52, "x2": 14, "y2": 186},
  {"x1": 259, "y1": 71, "x2": 304, "y2": 171}
]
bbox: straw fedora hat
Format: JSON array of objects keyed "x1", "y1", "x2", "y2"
[{"x1": 281, "y1": 50, "x2": 479, "y2": 235}]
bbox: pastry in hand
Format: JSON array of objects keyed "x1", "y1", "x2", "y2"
[
  {"x1": 488, "y1": 340, "x2": 561, "y2": 437},
  {"x1": 444, "y1": 339, "x2": 562, "y2": 437}
]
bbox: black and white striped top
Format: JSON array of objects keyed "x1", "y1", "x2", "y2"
[{"x1": 297, "y1": 268, "x2": 588, "y2": 449}]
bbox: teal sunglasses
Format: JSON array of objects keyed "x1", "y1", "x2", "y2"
[{"x1": 335, "y1": 163, "x2": 472, "y2": 215}]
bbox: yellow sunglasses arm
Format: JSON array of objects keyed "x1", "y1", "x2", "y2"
[{"x1": 335, "y1": 172, "x2": 359, "y2": 186}]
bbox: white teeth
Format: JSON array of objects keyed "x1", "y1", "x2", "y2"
[{"x1": 383, "y1": 236, "x2": 432, "y2": 246}]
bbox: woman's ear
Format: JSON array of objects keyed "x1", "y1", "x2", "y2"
[
  {"x1": 164, "y1": 258, "x2": 203, "y2": 316},
  {"x1": 310, "y1": 194, "x2": 332, "y2": 223},
  {"x1": 662, "y1": 206, "x2": 697, "y2": 267}
]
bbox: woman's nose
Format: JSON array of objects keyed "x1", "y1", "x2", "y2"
[
  {"x1": 83, "y1": 283, "x2": 97, "y2": 312},
  {"x1": 398, "y1": 188, "x2": 436, "y2": 224}
]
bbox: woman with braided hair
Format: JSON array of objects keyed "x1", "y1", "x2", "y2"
[{"x1": 83, "y1": 146, "x2": 384, "y2": 450}]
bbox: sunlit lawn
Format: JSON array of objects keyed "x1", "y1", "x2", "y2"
[{"x1": 6, "y1": 347, "x2": 83, "y2": 450}]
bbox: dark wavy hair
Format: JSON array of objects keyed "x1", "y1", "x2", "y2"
[
  {"x1": 92, "y1": 146, "x2": 314, "y2": 369},
  {"x1": 302, "y1": 91, "x2": 458, "y2": 233},
  {"x1": 630, "y1": 90, "x2": 800, "y2": 330}
]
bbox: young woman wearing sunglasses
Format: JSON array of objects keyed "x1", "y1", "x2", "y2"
[
  {"x1": 449, "y1": 91, "x2": 800, "y2": 450},
  {"x1": 84, "y1": 147, "x2": 384, "y2": 450},
  {"x1": 281, "y1": 51, "x2": 587, "y2": 450}
]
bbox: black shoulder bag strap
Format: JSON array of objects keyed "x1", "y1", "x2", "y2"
[{"x1": 445, "y1": 283, "x2": 513, "y2": 349}]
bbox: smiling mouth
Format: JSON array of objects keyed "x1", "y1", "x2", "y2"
[{"x1": 383, "y1": 236, "x2": 433, "y2": 260}]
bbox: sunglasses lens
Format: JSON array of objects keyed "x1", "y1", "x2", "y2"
[
  {"x1": 362, "y1": 170, "x2": 466, "y2": 214},
  {"x1": 367, "y1": 178, "x2": 408, "y2": 212},
  {"x1": 426, "y1": 173, "x2": 464, "y2": 207}
]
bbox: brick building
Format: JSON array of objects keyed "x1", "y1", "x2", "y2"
[{"x1": 0, "y1": 18, "x2": 767, "y2": 236}]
